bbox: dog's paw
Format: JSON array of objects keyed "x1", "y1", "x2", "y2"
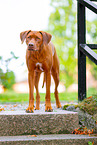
[
  {"x1": 26, "y1": 107, "x2": 34, "y2": 113},
  {"x1": 35, "y1": 107, "x2": 40, "y2": 110},
  {"x1": 45, "y1": 106, "x2": 53, "y2": 112},
  {"x1": 56, "y1": 103, "x2": 62, "y2": 108},
  {"x1": 45, "y1": 109, "x2": 53, "y2": 112}
]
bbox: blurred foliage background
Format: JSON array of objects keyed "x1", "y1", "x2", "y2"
[
  {"x1": 0, "y1": 52, "x2": 18, "y2": 90},
  {"x1": 48, "y1": 0, "x2": 77, "y2": 88}
]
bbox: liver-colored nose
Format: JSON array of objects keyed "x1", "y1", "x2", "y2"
[{"x1": 29, "y1": 43, "x2": 34, "y2": 47}]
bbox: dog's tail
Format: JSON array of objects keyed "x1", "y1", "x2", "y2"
[{"x1": 42, "y1": 73, "x2": 46, "y2": 88}]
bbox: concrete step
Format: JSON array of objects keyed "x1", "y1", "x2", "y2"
[
  {"x1": 0, "y1": 134, "x2": 97, "y2": 145},
  {"x1": 0, "y1": 110, "x2": 78, "y2": 136}
]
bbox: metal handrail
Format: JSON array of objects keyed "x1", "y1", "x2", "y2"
[{"x1": 77, "y1": 0, "x2": 97, "y2": 101}]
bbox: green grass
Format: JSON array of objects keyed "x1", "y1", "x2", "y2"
[
  {"x1": 87, "y1": 87, "x2": 97, "y2": 97},
  {"x1": 0, "y1": 90, "x2": 77, "y2": 103},
  {"x1": 0, "y1": 88, "x2": 96, "y2": 103},
  {"x1": 0, "y1": 90, "x2": 29, "y2": 103}
]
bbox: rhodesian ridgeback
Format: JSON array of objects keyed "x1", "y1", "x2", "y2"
[{"x1": 20, "y1": 30, "x2": 61, "y2": 112}]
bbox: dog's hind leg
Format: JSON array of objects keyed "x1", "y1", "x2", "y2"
[
  {"x1": 34, "y1": 71, "x2": 41, "y2": 110},
  {"x1": 52, "y1": 69, "x2": 61, "y2": 108}
]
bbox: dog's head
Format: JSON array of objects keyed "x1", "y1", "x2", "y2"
[{"x1": 20, "y1": 30, "x2": 52, "y2": 51}]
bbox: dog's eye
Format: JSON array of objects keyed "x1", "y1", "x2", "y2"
[
  {"x1": 28, "y1": 36, "x2": 31, "y2": 39},
  {"x1": 36, "y1": 37, "x2": 40, "y2": 41}
]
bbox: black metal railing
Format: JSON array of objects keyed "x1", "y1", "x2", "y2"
[{"x1": 77, "y1": 0, "x2": 97, "y2": 101}]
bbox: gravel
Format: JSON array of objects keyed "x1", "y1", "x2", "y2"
[{"x1": 0, "y1": 102, "x2": 76, "y2": 112}]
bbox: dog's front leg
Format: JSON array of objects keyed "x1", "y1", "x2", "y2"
[
  {"x1": 45, "y1": 71, "x2": 53, "y2": 112},
  {"x1": 26, "y1": 71, "x2": 35, "y2": 113}
]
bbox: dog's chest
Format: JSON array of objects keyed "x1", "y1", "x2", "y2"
[{"x1": 35, "y1": 62, "x2": 44, "y2": 72}]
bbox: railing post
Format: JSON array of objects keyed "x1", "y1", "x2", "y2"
[{"x1": 77, "y1": 0, "x2": 86, "y2": 101}]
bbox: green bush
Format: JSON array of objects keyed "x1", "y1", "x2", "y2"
[
  {"x1": 0, "y1": 71, "x2": 15, "y2": 89},
  {"x1": 0, "y1": 52, "x2": 18, "y2": 90}
]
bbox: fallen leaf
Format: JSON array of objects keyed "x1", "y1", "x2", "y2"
[
  {"x1": 31, "y1": 135, "x2": 37, "y2": 137},
  {"x1": 72, "y1": 126, "x2": 93, "y2": 135},
  {"x1": 87, "y1": 96, "x2": 92, "y2": 99},
  {"x1": 0, "y1": 108, "x2": 5, "y2": 111},
  {"x1": 28, "y1": 135, "x2": 37, "y2": 137},
  {"x1": 92, "y1": 141, "x2": 94, "y2": 145},
  {"x1": 13, "y1": 104, "x2": 18, "y2": 107}
]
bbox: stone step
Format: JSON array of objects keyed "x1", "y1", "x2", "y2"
[
  {"x1": 0, "y1": 110, "x2": 78, "y2": 136},
  {"x1": 0, "y1": 134, "x2": 97, "y2": 145}
]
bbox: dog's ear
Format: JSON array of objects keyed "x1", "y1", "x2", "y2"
[
  {"x1": 20, "y1": 30, "x2": 31, "y2": 44},
  {"x1": 39, "y1": 31, "x2": 52, "y2": 44}
]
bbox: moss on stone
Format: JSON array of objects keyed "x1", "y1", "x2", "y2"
[
  {"x1": 63, "y1": 95, "x2": 97, "y2": 117},
  {"x1": 63, "y1": 104, "x2": 70, "y2": 110},
  {"x1": 78, "y1": 96, "x2": 97, "y2": 116}
]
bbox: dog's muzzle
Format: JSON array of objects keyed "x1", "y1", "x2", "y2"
[
  {"x1": 28, "y1": 43, "x2": 38, "y2": 51},
  {"x1": 29, "y1": 43, "x2": 34, "y2": 47}
]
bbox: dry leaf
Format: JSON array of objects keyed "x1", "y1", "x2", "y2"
[
  {"x1": 92, "y1": 141, "x2": 94, "y2": 145},
  {"x1": 87, "y1": 96, "x2": 92, "y2": 99},
  {"x1": 28, "y1": 135, "x2": 37, "y2": 137},
  {"x1": 0, "y1": 108, "x2": 5, "y2": 111},
  {"x1": 31, "y1": 135, "x2": 37, "y2": 137},
  {"x1": 72, "y1": 126, "x2": 93, "y2": 135},
  {"x1": 13, "y1": 104, "x2": 18, "y2": 107}
]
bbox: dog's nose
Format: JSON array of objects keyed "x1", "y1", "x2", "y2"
[{"x1": 29, "y1": 43, "x2": 34, "y2": 47}]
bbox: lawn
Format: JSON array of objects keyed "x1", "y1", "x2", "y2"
[
  {"x1": 0, "y1": 90, "x2": 77, "y2": 103},
  {"x1": 0, "y1": 88, "x2": 96, "y2": 103}
]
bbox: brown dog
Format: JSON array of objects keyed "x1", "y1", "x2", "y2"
[{"x1": 20, "y1": 30, "x2": 61, "y2": 112}]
